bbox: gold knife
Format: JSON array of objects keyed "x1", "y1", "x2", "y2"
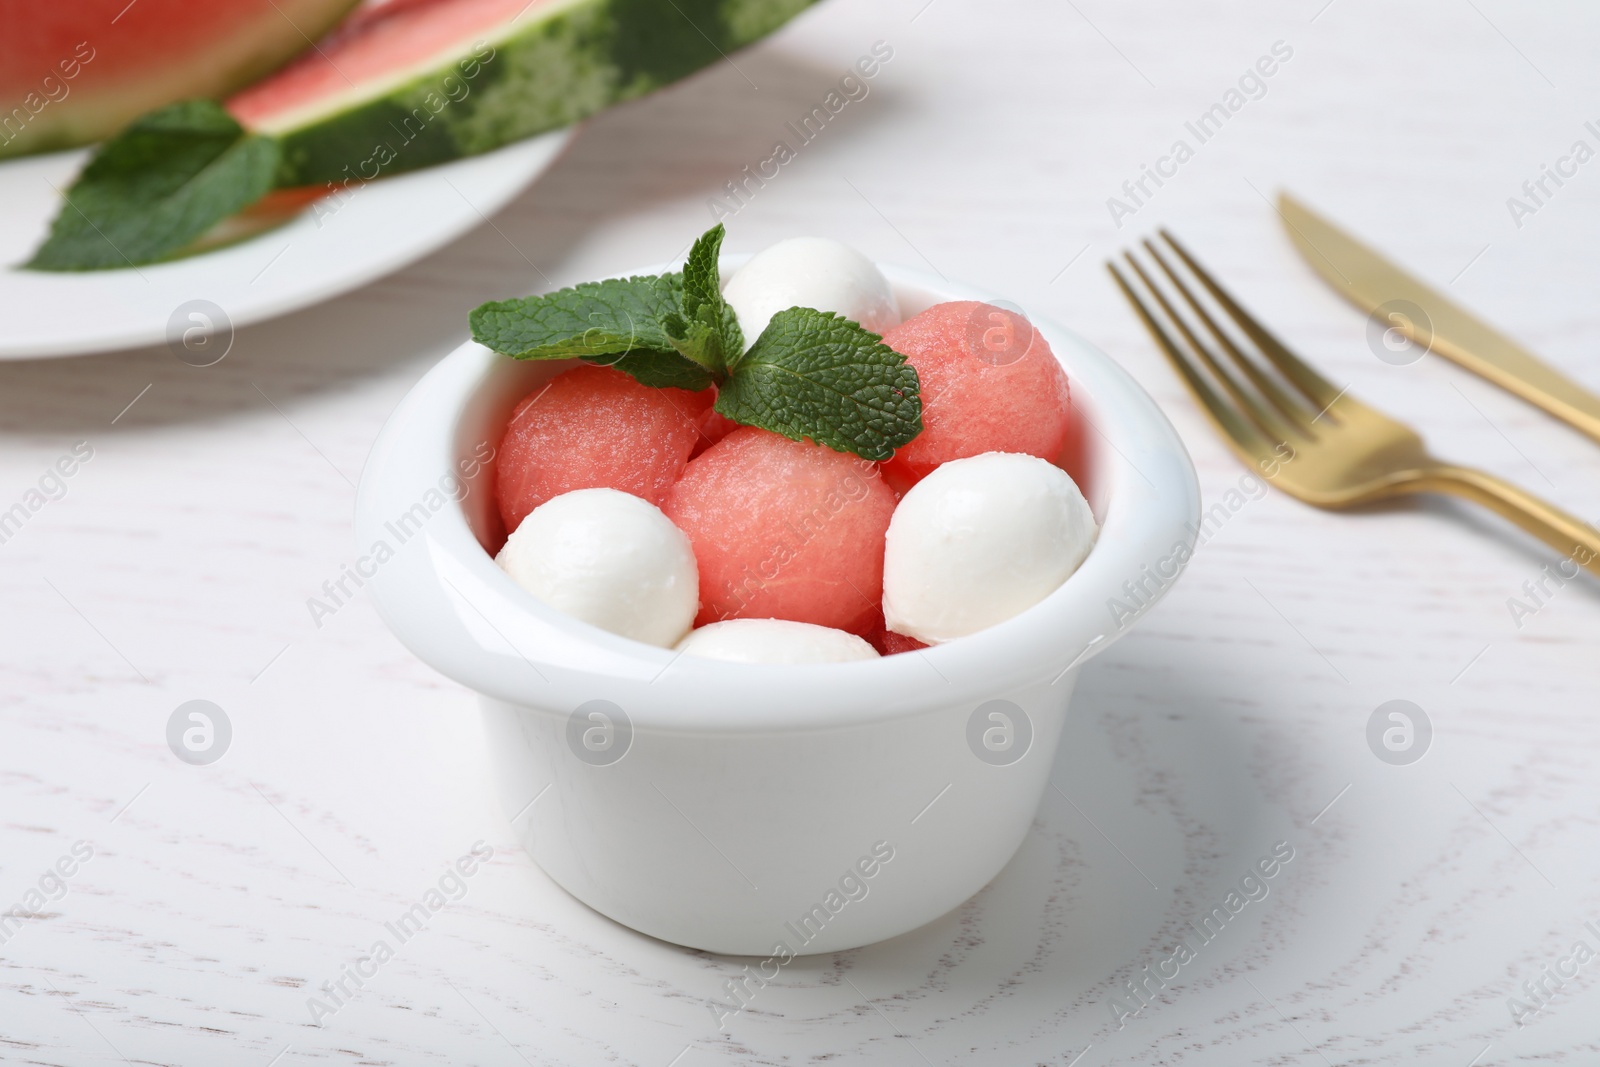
[{"x1": 1277, "y1": 192, "x2": 1600, "y2": 444}]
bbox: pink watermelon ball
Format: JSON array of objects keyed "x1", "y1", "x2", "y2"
[
  {"x1": 495, "y1": 365, "x2": 713, "y2": 535},
  {"x1": 691, "y1": 393, "x2": 742, "y2": 457},
  {"x1": 883, "y1": 301, "x2": 1074, "y2": 484},
  {"x1": 663, "y1": 427, "x2": 897, "y2": 634},
  {"x1": 865, "y1": 624, "x2": 928, "y2": 656}
]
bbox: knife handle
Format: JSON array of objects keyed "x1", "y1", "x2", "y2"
[{"x1": 1421, "y1": 465, "x2": 1600, "y2": 577}]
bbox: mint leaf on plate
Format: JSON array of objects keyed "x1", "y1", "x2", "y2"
[
  {"x1": 26, "y1": 101, "x2": 280, "y2": 271},
  {"x1": 715, "y1": 307, "x2": 922, "y2": 461}
]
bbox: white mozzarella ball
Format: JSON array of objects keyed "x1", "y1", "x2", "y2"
[
  {"x1": 882, "y1": 453, "x2": 1097, "y2": 643},
  {"x1": 676, "y1": 619, "x2": 879, "y2": 664},
  {"x1": 722, "y1": 237, "x2": 900, "y2": 347},
  {"x1": 496, "y1": 488, "x2": 698, "y2": 648}
]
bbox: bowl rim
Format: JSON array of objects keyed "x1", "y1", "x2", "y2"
[{"x1": 354, "y1": 259, "x2": 1201, "y2": 732}]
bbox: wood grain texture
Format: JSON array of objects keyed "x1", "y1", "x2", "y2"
[{"x1": 3, "y1": 0, "x2": 1600, "y2": 1063}]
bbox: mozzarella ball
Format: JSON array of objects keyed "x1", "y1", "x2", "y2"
[
  {"x1": 677, "y1": 619, "x2": 880, "y2": 664},
  {"x1": 882, "y1": 453, "x2": 1096, "y2": 643},
  {"x1": 722, "y1": 237, "x2": 899, "y2": 347},
  {"x1": 496, "y1": 488, "x2": 698, "y2": 647}
]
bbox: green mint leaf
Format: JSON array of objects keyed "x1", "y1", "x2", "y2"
[
  {"x1": 26, "y1": 100, "x2": 279, "y2": 271},
  {"x1": 664, "y1": 308, "x2": 741, "y2": 375},
  {"x1": 471, "y1": 272, "x2": 714, "y2": 390},
  {"x1": 591, "y1": 349, "x2": 715, "y2": 391},
  {"x1": 665, "y1": 316, "x2": 721, "y2": 371},
  {"x1": 471, "y1": 274, "x2": 684, "y2": 359},
  {"x1": 714, "y1": 307, "x2": 923, "y2": 461},
  {"x1": 668, "y1": 224, "x2": 743, "y2": 373},
  {"x1": 680, "y1": 225, "x2": 724, "y2": 324},
  {"x1": 717, "y1": 303, "x2": 745, "y2": 361}
]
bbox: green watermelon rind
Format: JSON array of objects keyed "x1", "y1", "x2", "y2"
[{"x1": 267, "y1": 0, "x2": 819, "y2": 188}]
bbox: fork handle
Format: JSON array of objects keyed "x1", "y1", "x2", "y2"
[{"x1": 1422, "y1": 465, "x2": 1600, "y2": 577}]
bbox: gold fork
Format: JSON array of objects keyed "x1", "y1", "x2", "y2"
[{"x1": 1109, "y1": 231, "x2": 1600, "y2": 577}]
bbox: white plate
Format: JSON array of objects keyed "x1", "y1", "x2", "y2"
[{"x1": 0, "y1": 129, "x2": 573, "y2": 360}]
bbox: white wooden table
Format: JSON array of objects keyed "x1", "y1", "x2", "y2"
[{"x1": 4, "y1": 0, "x2": 1600, "y2": 1063}]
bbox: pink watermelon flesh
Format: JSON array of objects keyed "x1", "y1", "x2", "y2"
[
  {"x1": 663, "y1": 427, "x2": 898, "y2": 634},
  {"x1": 692, "y1": 401, "x2": 741, "y2": 458},
  {"x1": 226, "y1": 0, "x2": 531, "y2": 131},
  {"x1": 494, "y1": 365, "x2": 712, "y2": 535},
  {"x1": 0, "y1": 0, "x2": 358, "y2": 158},
  {"x1": 866, "y1": 626, "x2": 928, "y2": 656},
  {"x1": 883, "y1": 301, "x2": 1075, "y2": 485}
]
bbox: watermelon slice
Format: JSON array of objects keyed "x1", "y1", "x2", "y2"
[
  {"x1": 0, "y1": 0, "x2": 360, "y2": 160},
  {"x1": 226, "y1": 0, "x2": 820, "y2": 187},
  {"x1": 25, "y1": 0, "x2": 819, "y2": 269}
]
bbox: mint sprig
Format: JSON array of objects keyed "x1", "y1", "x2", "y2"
[
  {"x1": 467, "y1": 225, "x2": 923, "y2": 460},
  {"x1": 27, "y1": 101, "x2": 279, "y2": 271},
  {"x1": 664, "y1": 224, "x2": 743, "y2": 374}
]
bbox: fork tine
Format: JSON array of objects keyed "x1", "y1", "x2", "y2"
[
  {"x1": 1125, "y1": 246, "x2": 1305, "y2": 447},
  {"x1": 1107, "y1": 261, "x2": 1280, "y2": 463},
  {"x1": 1142, "y1": 238, "x2": 1318, "y2": 436},
  {"x1": 1158, "y1": 229, "x2": 1343, "y2": 412}
]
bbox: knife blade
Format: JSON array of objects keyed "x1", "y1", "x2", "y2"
[{"x1": 1277, "y1": 192, "x2": 1600, "y2": 444}]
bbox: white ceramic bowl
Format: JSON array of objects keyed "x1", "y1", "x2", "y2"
[{"x1": 354, "y1": 261, "x2": 1199, "y2": 955}]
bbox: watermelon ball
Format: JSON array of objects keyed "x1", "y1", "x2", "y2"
[
  {"x1": 496, "y1": 488, "x2": 699, "y2": 648},
  {"x1": 882, "y1": 301, "x2": 1073, "y2": 485},
  {"x1": 677, "y1": 619, "x2": 879, "y2": 664},
  {"x1": 691, "y1": 399, "x2": 741, "y2": 458},
  {"x1": 722, "y1": 237, "x2": 900, "y2": 347},
  {"x1": 883, "y1": 452, "x2": 1097, "y2": 643},
  {"x1": 663, "y1": 427, "x2": 898, "y2": 634},
  {"x1": 495, "y1": 365, "x2": 712, "y2": 535},
  {"x1": 866, "y1": 626, "x2": 928, "y2": 656}
]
